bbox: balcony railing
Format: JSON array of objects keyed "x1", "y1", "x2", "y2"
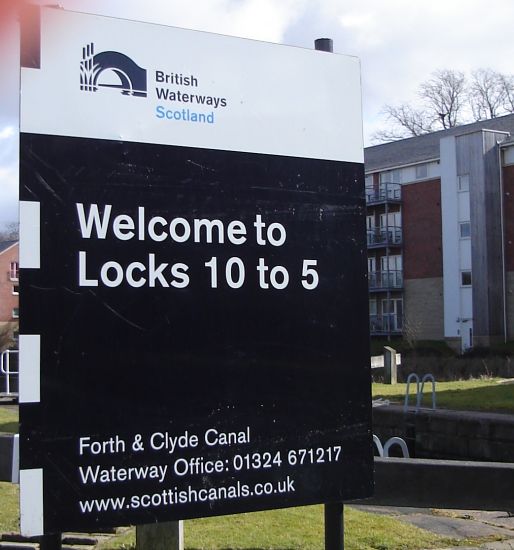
[
  {"x1": 369, "y1": 314, "x2": 403, "y2": 335},
  {"x1": 368, "y1": 270, "x2": 403, "y2": 290},
  {"x1": 365, "y1": 182, "x2": 401, "y2": 204},
  {"x1": 367, "y1": 226, "x2": 403, "y2": 247}
]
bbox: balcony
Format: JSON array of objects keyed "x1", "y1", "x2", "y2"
[
  {"x1": 366, "y1": 182, "x2": 401, "y2": 205},
  {"x1": 370, "y1": 314, "x2": 403, "y2": 335},
  {"x1": 367, "y1": 226, "x2": 402, "y2": 248},
  {"x1": 368, "y1": 270, "x2": 403, "y2": 291}
]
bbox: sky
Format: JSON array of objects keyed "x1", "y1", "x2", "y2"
[{"x1": 2, "y1": 0, "x2": 514, "y2": 227}]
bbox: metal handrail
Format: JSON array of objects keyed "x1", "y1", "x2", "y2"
[
  {"x1": 1, "y1": 350, "x2": 19, "y2": 396},
  {"x1": 365, "y1": 183, "x2": 401, "y2": 203},
  {"x1": 383, "y1": 437, "x2": 410, "y2": 458},
  {"x1": 373, "y1": 435, "x2": 410, "y2": 458},
  {"x1": 369, "y1": 314, "x2": 403, "y2": 334},
  {"x1": 417, "y1": 374, "x2": 437, "y2": 410},
  {"x1": 404, "y1": 373, "x2": 420, "y2": 412},
  {"x1": 367, "y1": 226, "x2": 403, "y2": 246},
  {"x1": 368, "y1": 270, "x2": 403, "y2": 289},
  {"x1": 373, "y1": 435, "x2": 384, "y2": 457},
  {"x1": 404, "y1": 372, "x2": 437, "y2": 412}
]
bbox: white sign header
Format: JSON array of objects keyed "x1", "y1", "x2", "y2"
[{"x1": 21, "y1": 8, "x2": 363, "y2": 163}]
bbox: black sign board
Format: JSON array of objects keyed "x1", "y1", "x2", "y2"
[{"x1": 19, "y1": 8, "x2": 372, "y2": 535}]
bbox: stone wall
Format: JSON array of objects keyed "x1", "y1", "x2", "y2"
[{"x1": 373, "y1": 405, "x2": 514, "y2": 462}]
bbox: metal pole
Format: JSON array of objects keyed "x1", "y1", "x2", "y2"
[
  {"x1": 314, "y1": 36, "x2": 345, "y2": 550},
  {"x1": 385, "y1": 184, "x2": 391, "y2": 342},
  {"x1": 6, "y1": 351, "x2": 10, "y2": 395},
  {"x1": 136, "y1": 522, "x2": 184, "y2": 550},
  {"x1": 38, "y1": 534, "x2": 62, "y2": 550},
  {"x1": 324, "y1": 502, "x2": 344, "y2": 550}
]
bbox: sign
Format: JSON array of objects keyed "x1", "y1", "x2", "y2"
[{"x1": 19, "y1": 7, "x2": 372, "y2": 536}]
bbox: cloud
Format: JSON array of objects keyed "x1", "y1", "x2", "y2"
[
  {"x1": 0, "y1": 123, "x2": 18, "y2": 226},
  {"x1": 63, "y1": 0, "x2": 308, "y2": 43},
  {"x1": 0, "y1": 161, "x2": 18, "y2": 226},
  {"x1": 284, "y1": 0, "x2": 514, "y2": 143},
  {"x1": 0, "y1": 126, "x2": 14, "y2": 140}
]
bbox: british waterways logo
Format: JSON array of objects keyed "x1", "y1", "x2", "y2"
[{"x1": 80, "y1": 43, "x2": 147, "y2": 98}]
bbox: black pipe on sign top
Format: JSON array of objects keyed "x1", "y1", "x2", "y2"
[{"x1": 314, "y1": 38, "x2": 334, "y2": 53}]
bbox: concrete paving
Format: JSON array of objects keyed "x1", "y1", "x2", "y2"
[{"x1": 353, "y1": 506, "x2": 514, "y2": 549}]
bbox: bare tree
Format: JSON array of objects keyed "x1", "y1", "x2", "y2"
[
  {"x1": 499, "y1": 73, "x2": 514, "y2": 113},
  {"x1": 374, "y1": 68, "x2": 514, "y2": 143},
  {"x1": 419, "y1": 69, "x2": 467, "y2": 129},
  {"x1": 372, "y1": 104, "x2": 435, "y2": 143},
  {"x1": 0, "y1": 324, "x2": 15, "y2": 352},
  {"x1": 373, "y1": 69, "x2": 468, "y2": 143},
  {"x1": 469, "y1": 68, "x2": 507, "y2": 120},
  {"x1": 0, "y1": 221, "x2": 19, "y2": 241}
]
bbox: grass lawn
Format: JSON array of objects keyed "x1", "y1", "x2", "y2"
[
  {"x1": 374, "y1": 377, "x2": 514, "y2": 413},
  {"x1": 0, "y1": 482, "x2": 19, "y2": 533},
  {"x1": 95, "y1": 506, "x2": 505, "y2": 550},
  {"x1": 0, "y1": 406, "x2": 18, "y2": 434},
  {"x1": 0, "y1": 483, "x2": 506, "y2": 549}
]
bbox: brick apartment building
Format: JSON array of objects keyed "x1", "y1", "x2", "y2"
[
  {"x1": 364, "y1": 113, "x2": 514, "y2": 352},
  {"x1": 0, "y1": 240, "x2": 19, "y2": 347}
]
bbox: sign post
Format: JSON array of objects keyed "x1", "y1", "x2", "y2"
[
  {"x1": 19, "y1": 7, "x2": 372, "y2": 538},
  {"x1": 314, "y1": 37, "x2": 346, "y2": 550}
]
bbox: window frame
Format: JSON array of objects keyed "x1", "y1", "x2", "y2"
[
  {"x1": 415, "y1": 164, "x2": 428, "y2": 179},
  {"x1": 380, "y1": 169, "x2": 402, "y2": 184},
  {"x1": 9, "y1": 261, "x2": 19, "y2": 281},
  {"x1": 461, "y1": 271, "x2": 472, "y2": 287},
  {"x1": 459, "y1": 222, "x2": 471, "y2": 239},
  {"x1": 458, "y1": 174, "x2": 470, "y2": 192}
]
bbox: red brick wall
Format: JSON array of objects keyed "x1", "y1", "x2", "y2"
[
  {"x1": 402, "y1": 179, "x2": 443, "y2": 279},
  {"x1": 503, "y1": 164, "x2": 514, "y2": 272},
  {"x1": 0, "y1": 243, "x2": 19, "y2": 322}
]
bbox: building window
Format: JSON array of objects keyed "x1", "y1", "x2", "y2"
[
  {"x1": 381, "y1": 254, "x2": 402, "y2": 272},
  {"x1": 9, "y1": 261, "x2": 19, "y2": 281},
  {"x1": 12, "y1": 308, "x2": 19, "y2": 319},
  {"x1": 380, "y1": 169, "x2": 401, "y2": 184},
  {"x1": 458, "y1": 174, "x2": 470, "y2": 192},
  {"x1": 415, "y1": 164, "x2": 428, "y2": 179},
  {"x1": 381, "y1": 298, "x2": 403, "y2": 330},
  {"x1": 12, "y1": 285, "x2": 19, "y2": 295},
  {"x1": 461, "y1": 271, "x2": 472, "y2": 286},
  {"x1": 380, "y1": 211, "x2": 402, "y2": 230},
  {"x1": 459, "y1": 222, "x2": 471, "y2": 238},
  {"x1": 369, "y1": 299, "x2": 377, "y2": 316}
]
